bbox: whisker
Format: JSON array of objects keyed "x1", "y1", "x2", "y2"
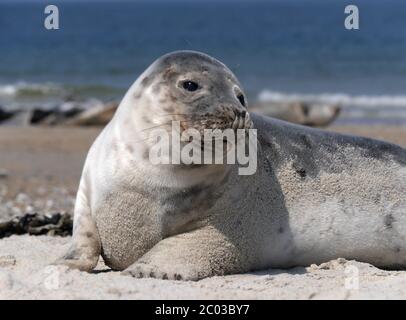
[
  {"x1": 155, "y1": 113, "x2": 192, "y2": 117},
  {"x1": 137, "y1": 118, "x2": 210, "y2": 132},
  {"x1": 133, "y1": 135, "x2": 161, "y2": 144},
  {"x1": 137, "y1": 119, "x2": 206, "y2": 134},
  {"x1": 136, "y1": 115, "x2": 235, "y2": 135},
  {"x1": 138, "y1": 122, "x2": 172, "y2": 133},
  {"x1": 155, "y1": 113, "x2": 223, "y2": 121}
]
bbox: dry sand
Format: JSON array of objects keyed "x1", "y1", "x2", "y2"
[
  {"x1": 1, "y1": 124, "x2": 406, "y2": 300},
  {"x1": 2, "y1": 235, "x2": 406, "y2": 300},
  {"x1": 0, "y1": 236, "x2": 406, "y2": 299}
]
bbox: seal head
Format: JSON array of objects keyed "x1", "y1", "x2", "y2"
[{"x1": 118, "y1": 51, "x2": 252, "y2": 139}]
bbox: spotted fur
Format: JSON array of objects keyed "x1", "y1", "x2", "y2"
[{"x1": 56, "y1": 51, "x2": 406, "y2": 280}]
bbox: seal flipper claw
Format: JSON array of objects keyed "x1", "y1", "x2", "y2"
[
  {"x1": 122, "y1": 227, "x2": 246, "y2": 281},
  {"x1": 122, "y1": 261, "x2": 200, "y2": 281}
]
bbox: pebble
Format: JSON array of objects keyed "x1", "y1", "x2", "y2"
[
  {"x1": 0, "y1": 169, "x2": 8, "y2": 179},
  {"x1": 0, "y1": 255, "x2": 16, "y2": 267},
  {"x1": 0, "y1": 212, "x2": 73, "y2": 238}
]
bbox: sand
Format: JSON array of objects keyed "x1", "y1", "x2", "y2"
[
  {"x1": 1, "y1": 124, "x2": 406, "y2": 300},
  {"x1": 2, "y1": 235, "x2": 406, "y2": 300},
  {"x1": 0, "y1": 127, "x2": 99, "y2": 220}
]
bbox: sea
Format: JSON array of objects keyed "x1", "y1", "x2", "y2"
[{"x1": 1, "y1": 0, "x2": 406, "y2": 125}]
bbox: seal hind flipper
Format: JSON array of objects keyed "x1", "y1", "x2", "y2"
[{"x1": 122, "y1": 227, "x2": 248, "y2": 281}]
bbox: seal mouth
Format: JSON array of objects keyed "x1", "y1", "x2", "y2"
[
  {"x1": 175, "y1": 110, "x2": 253, "y2": 156},
  {"x1": 146, "y1": 110, "x2": 253, "y2": 142},
  {"x1": 176, "y1": 110, "x2": 253, "y2": 133}
]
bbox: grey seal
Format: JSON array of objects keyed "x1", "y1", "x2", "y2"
[
  {"x1": 251, "y1": 101, "x2": 341, "y2": 127},
  {"x1": 56, "y1": 51, "x2": 406, "y2": 280}
]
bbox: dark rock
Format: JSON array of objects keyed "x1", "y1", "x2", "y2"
[
  {"x1": 37, "y1": 107, "x2": 83, "y2": 125},
  {"x1": 0, "y1": 169, "x2": 8, "y2": 179},
  {"x1": 0, "y1": 100, "x2": 118, "y2": 127},
  {"x1": 64, "y1": 102, "x2": 118, "y2": 126},
  {"x1": 0, "y1": 212, "x2": 73, "y2": 238},
  {"x1": 0, "y1": 108, "x2": 15, "y2": 124},
  {"x1": 0, "y1": 110, "x2": 32, "y2": 126},
  {"x1": 30, "y1": 109, "x2": 54, "y2": 124}
]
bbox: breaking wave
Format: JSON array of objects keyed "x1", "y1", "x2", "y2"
[
  {"x1": 258, "y1": 90, "x2": 406, "y2": 109},
  {"x1": 0, "y1": 82, "x2": 66, "y2": 98},
  {"x1": 0, "y1": 82, "x2": 123, "y2": 100}
]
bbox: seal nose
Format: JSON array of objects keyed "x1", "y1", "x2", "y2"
[{"x1": 234, "y1": 109, "x2": 246, "y2": 118}]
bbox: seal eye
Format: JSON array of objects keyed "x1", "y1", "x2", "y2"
[
  {"x1": 237, "y1": 94, "x2": 246, "y2": 107},
  {"x1": 182, "y1": 81, "x2": 199, "y2": 92}
]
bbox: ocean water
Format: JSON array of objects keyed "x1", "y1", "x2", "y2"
[{"x1": 1, "y1": 0, "x2": 406, "y2": 124}]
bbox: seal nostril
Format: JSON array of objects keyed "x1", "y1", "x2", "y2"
[
  {"x1": 237, "y1": 93, "x2": 246, "y2": 107},
  {"x1": 233, "y1": 109, "x2": 246, "y2": 120}
]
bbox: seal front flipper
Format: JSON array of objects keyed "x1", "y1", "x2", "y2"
[
  {"x1": 54, "y1": 183, "x2": 101, "y2": 272},
  {"x1": 122, "y1": 227, "x2": 248, "y2": 281}
]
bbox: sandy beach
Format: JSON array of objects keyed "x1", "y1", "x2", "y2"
[
  {"x1": 2, "y1": 235, "x2": 406, "y2": 300},
  {"x1": 1, "y1": 123, "x2": 406, "y2": 299},
  {"x1": 2, "y1": 0, "x2": 406, "y2": 302}
]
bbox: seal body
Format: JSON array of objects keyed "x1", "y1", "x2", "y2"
[
  {"x1": 251, "y1": 101, "x2": 341, "y2": 127},
  {"x1": 57, "y1": 51, "x2": 406, "y2": 280}
]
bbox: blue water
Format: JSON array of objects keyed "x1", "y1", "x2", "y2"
[{"x1": 1, "y1": 0, "x2": 406, "y2": 121}]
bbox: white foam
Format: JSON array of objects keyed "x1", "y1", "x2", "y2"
[
  {"x1": 258, "y1": 90, "x2": 406, "y2": 109},
  {"x1": 0, "y1": 82, "x2": 64, "y2": 97},
  {"x1": 0, "y1": 84, "x2": 18, "y2": 96}
]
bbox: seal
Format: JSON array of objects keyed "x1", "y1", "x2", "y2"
[
  {"x1": 56, "y1": 51, "x2": 406, "y2": 280},
  {"x1": 251, "y1": 101, "x2": 341, "y2": 127}
]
